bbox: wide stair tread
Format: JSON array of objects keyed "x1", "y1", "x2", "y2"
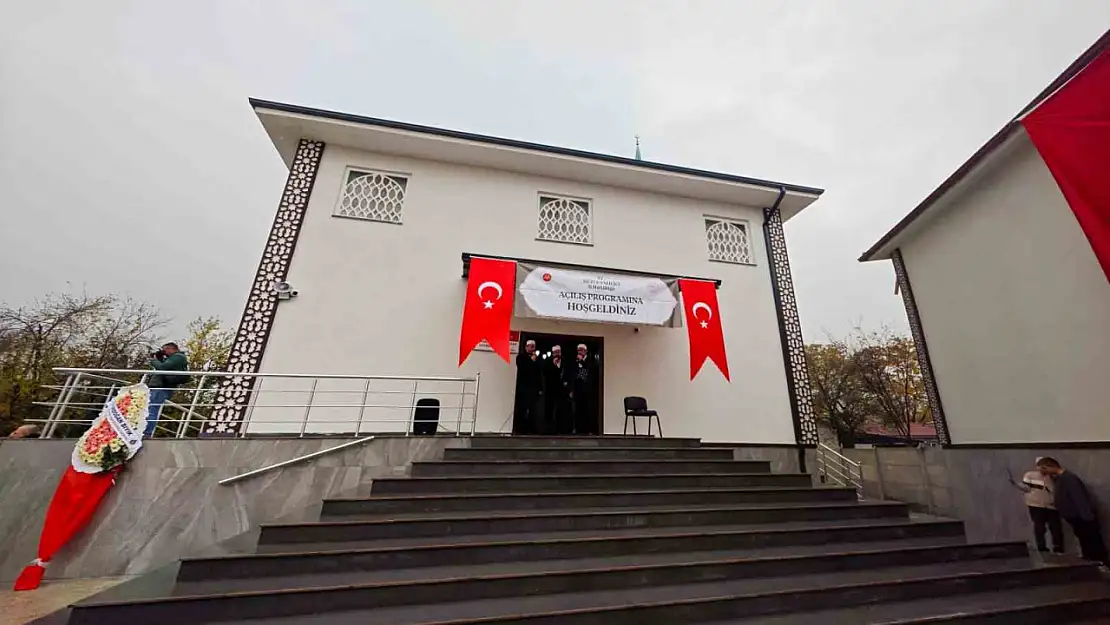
[
  {"x1": 216, "y1": 559, "x2": 1071, "y2": 624},
  {"x1": 315, "y1": 500, "x2": 903, "y2": 522},
  {"x1": 173, "y1": 537, "x2": 975, "y2": 595},
  {"x1": 724, "y1": 579, "x2": 1110, "y2": 623},
  {"x1": 252, "y1": 516, "x2": 954, "y2": 552}
]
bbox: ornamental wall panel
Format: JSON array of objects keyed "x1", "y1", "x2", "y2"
[
  {"x1": 763, "y1": 206, "x2": 819, "y2": 446},
  {"x1": 202, "y1": 139, "x2": 325, "y2": 436}
]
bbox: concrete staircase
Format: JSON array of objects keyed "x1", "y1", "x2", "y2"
[{"x1": 61, "y1": 436, "x2": 1110, "y2": 624}]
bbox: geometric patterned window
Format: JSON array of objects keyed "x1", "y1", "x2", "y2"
[
  {"x1": 705, "y1": 217, "x2": 754, "y2": 265},
  {"x1": 537, "y1": 195, "x2": 592, "y2": 244},
  {"x1": 335, "y1": 169, "x2": 408, "y2": 224}
]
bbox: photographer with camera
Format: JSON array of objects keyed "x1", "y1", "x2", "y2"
[{"x1": 145, "y1": 342, "x2": 189, "y2": 437}]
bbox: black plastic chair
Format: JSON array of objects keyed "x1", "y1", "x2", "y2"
[
  {"x1": 412, "y1": 398, "x2": 440, "y2": 435},
  {"x1": 623, "y1": 396, "x2": 662, "y2": 436}
]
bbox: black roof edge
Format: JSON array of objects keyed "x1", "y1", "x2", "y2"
[
  {"x1": 859, "y1": 28, "x2": 1110, "y2": 263},
  {"x1": 249, "y1": 98, "x2": 824, "y2": 197}
]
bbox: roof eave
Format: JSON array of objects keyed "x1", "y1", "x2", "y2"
[{"x1": 248, "y1": 98, "x2": 824, "y2": 216}]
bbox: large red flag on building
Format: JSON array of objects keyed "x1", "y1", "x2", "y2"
[
  {"x1": 459, "y1": 257, "x2": 517, "y2": 365},
  {"x1": 678, "y1": 279, "x2": 730, "y2": 381},
  {"x1": 1021, "y1": 42, "x2": 1110, "y2": 281}
]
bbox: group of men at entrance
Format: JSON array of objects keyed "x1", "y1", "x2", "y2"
[{"x1": 513, "y1": 340, "x2": 599, "y2": 435}]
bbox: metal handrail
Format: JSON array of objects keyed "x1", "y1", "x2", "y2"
[
  {"x1": 816, "y1": 442, "x2": 864, "y2": 500},
  {"x1": 218, "y1": 436, "x2": 376, "y2": 486},
  {"x1": 34, "y1": 368, "x2": 481, "y2": 439},
  {"x1": 51, "y1": 368, "x2": 474, "y2": 382}
]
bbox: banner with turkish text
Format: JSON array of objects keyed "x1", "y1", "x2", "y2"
[
  {"x1": 459, "y1": 257, "x2": 517, "y2": 365},
  {"x1": 1021, "y1": 44, "x2": 1110, "y2": 281},
  {"x1": 516, "y1": 264, "x2": 680, "y2": 327},
  {"x1": 678, "y1": 279, "x2": 730, "y2": 381}
]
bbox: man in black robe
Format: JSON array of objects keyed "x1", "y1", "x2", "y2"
[
  {"x1": 543, "y1": 345, "x2": 572, "y2": 434},
  {"x1": 571, "y1": 343, "x2": 600, "y2": 435},
  {"x1": 513, "y1": 340, "x2": 544, "y2": 434}
]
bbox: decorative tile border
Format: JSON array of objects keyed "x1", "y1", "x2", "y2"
[
  {"x1": 892, "y1": 249, "x2": 951, "y2": 445},
  {"x1": 202, "y1": 140, "x2": 325, "y2": 436},
  {"x1": 763, "y1": 207, "x2": 820, "y2": 446}
]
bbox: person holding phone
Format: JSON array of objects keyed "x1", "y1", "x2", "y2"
[
  {"x1": 1037, "y1": 457, "x2": 1109, "y2": 567},
  {"x1": 1009, "y1": 458, "x2": 1065, "y2": 554}
]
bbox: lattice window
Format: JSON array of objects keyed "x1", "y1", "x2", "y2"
[
  {"x1": 335, "y1": 169, "x2": 408, "y2": 223},
  {"x1": 705, "y1": 218, "x2": 753, "y2": 264},
  {"x1": 537, "y1": 195, "x2": 592, "y2": 244}
]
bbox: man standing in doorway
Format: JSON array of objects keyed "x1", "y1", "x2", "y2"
[
  {"x1": 513, "y1": 340, "x2": 544, "y2": 435},
  {"x1": 1037, "y1": 457, "x2": 1109, "y2": 567},
  {"x1": 571, "y1": 344, "x2": 599, "y2": 435},
  {"x1": 544, "y1": 345, "x2": 571, "y2": 434}
]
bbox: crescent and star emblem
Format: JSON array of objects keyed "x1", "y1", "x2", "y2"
[
  {"x1": 477, "y1": 281, "x2": 503, "y2": 310},
  {"x1": 691, "y1": 302, "x2": 713, "y2": 329}
]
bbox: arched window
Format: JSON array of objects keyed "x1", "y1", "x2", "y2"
[
  {"x1": 705, "y1": 218, "x2": 753, "y2": 264},
  {"x1": 537, "y1": 196, "x2": 592, "y2": 244},
  {"x1": 335, "y1": 169, "x2": 408, "y2": 224}
]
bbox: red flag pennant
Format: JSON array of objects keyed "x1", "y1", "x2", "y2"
[
  {"x1": 1021, "y1": 44, "x2": 1110, "y2": 281},
  {"x1": 460, "y1": 257, "x2": 517, "y2": 365},
  {"x1": 14, "y1": 466, "x2": 119, "y2": 591},
  {"x1": 678, "y1": 279, "x2": 730, "y2": 381}
]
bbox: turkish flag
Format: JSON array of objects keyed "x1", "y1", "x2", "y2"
[
  {"x1": 678, "y1": 279, "x2": 730, "y2": 381},
  {"x1": 459, "y1": 257, "x2": 517, "y2": 365},
  {"x1": 1022, "y1": 44, "x2": 1110, "y2": 281}
]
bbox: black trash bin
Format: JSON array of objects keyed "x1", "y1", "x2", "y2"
[{"x1": 412, "y1": 398, "x2": 440, "y2": 435}]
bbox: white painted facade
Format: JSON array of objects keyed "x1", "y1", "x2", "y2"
[
  {"x1": 893, "y1": 133, "x2": 1110, "y2": 444},
  {"x1": 243, "y1": 107, "x2": 821, "y2": 444}
]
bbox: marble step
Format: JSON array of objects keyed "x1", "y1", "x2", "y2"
[
  {"x1": 468, "y1": 436, "x2": 702, "y2": 449},
  {"x1": 164, "y1": 541, "x2": 1028, "y2": 604},
  {"x1": 720, "y1": 579, "x2": 1110, "y2": 623},
  {"x1": 321, "y1": 486, "x2": 858, "y2": 517},
  {"x1": 178, "y1": 519, "x2": 967, "y2": 583},
  {"x1": 258, "y1": 501, "x2": 909, "y2": 545},
  {"x1": 80, "y1": 562, "x2": 1099, "y2": 625},
  {"x1": 410, "y1": 459, "x2": 770, "y2": 477},
  {"x1": 443, "y1": 446, "x2": 736, "y2": 461},
  {"x1": 370, "y1": 472, "x2": 813, "y2": 495}
]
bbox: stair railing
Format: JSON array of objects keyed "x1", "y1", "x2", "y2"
[
  {"x1": 31, "y1": 368, "x2": 481, "y2": 439},
  {"x1": 816, "y1": 443, "x2": 864, "y2": 500}
]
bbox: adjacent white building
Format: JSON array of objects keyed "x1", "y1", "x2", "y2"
[
  {"x1": 203, "y1": 100, "x2": 824, "y2": 444},
  {"x1": 861, "y1": 32, "x2": 1110, "y2": 445}
]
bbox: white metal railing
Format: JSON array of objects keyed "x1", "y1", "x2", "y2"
[
  {"x1": 816, "y1": 442, "x2": 864, "y2": 500},
  {"x1": 30, "y1": 368, "x2": 481, "y2": 439}
]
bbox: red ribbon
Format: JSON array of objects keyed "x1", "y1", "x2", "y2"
[{"x1": 14, "y1": 466, "x2": 119, "y2": 591}]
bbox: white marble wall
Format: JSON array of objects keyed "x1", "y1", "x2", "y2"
[
  {"x1": 846, "y1": 446, "x2": 1110, "y2": 551},
  {"x1": 0, "y1": 436, "x2": 465, "y2": 582}
]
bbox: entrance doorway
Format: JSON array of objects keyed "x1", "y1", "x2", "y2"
[{"x1": 514, "y1": 332, "x2": 604, "y2": 435}]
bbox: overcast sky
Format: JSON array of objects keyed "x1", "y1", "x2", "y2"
[{"x1": 2, "y1": 1, "x2": 1108, "y2": 343}]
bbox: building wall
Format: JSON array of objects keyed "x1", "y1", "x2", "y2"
[
  {"x1": 899, "y1": 134, "x2": 1110, "y2": 444},
  {"x1": 0, "y1": 437, "x2": 464, "y2": 582},
  {"x1": 845, "y1": 446, "x2": 1110, "y2": 550},
  {"x1": 256, "y1": 144, "x2": 797, "y2": 443}
]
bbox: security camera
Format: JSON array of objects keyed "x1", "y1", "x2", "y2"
[{"x1": 271, "y1": 281, "x2": 298, "y2": 300}]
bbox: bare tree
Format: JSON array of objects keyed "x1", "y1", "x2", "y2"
[
  {"x1": 0, "y1": 292, "x2": 166, "y2": 435},
  {"x1": 805, "y1": 339, "x2": 869, "y2": 447},
  {"x1": 851, "y1": 326, "x2": 927, "y2": 442}
]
